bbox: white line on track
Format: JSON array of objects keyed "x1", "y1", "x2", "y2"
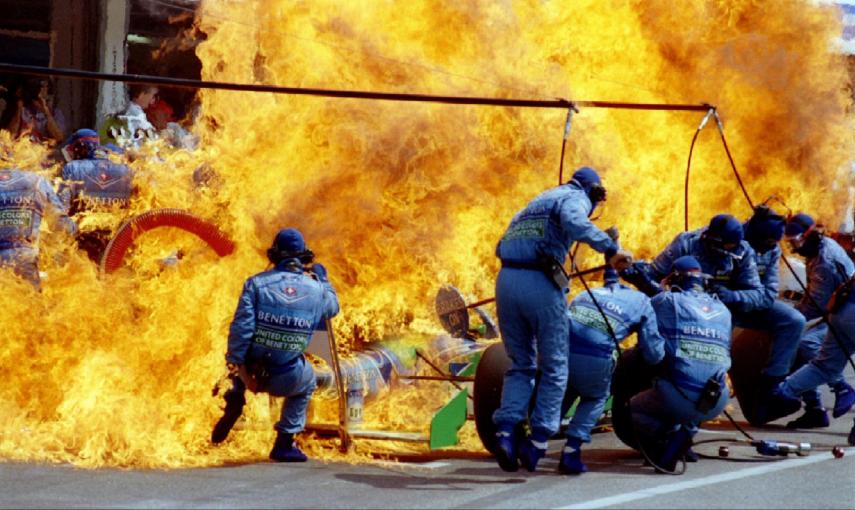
[
  {"x1": 372, "y1": 460, "x2": 451, "y2": 473},
  {"x1": 557, "y1": 447, "x2": 855, "y2": 510}
]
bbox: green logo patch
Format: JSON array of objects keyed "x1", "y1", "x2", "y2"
[
  {"x1": 0, "y1": 209, "x2": 32, "y2": 228},
  {"x1": 677, "y1": 339, "x2": 728, "y2": 364},
  {"x1": 252, "y1": 327, "x2": 310, "y2": 352},
  {"x1": 503, "y1": 218, "x2": 547, "y2": 241}
]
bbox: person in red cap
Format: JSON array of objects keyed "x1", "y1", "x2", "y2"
[{"x1": 213, "y1": 228, "x2": 339, "y2": 462}]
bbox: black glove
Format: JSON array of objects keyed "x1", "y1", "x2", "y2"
[
  {"x1": 712, "y1": 285, "x2": 737, "y2": 304},
  {"x1": 620, "y1": 261, "x2": 662, "y2": 297},
  {"x1": 310, "y1": 263, "x2": 329, "y2": 282}
]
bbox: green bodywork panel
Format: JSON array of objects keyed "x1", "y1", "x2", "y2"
[{"x1": 429, "y1": 388, "x2": 468, "y2": 449}]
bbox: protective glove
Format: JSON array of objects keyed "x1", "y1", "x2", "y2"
[
  {"x1": 713, "y1": 285, "x2": 738, "y2": 304},
  {"x1": 605, "y1": 226, "x2": 620, "y2": 242},
  {"x1": 310, "y1": 263, "x2": 329, "y2": 282},
  {"x1": 620, "y1": 261, "x2": 661, "y2": 297},
  {"x1": 608, "y1": 249, "x2": 634, "y2": 272}
]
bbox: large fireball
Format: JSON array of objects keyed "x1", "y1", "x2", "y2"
[{"x1": 0, "y1": 0, "x2": 851, "y2": 467}]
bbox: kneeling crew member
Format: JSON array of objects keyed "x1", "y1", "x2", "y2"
[
  {"x1": 630, "y1": 256, "x2": 731, "y2": 472},
  {"x1": 214, "y1": 228, "x2": 339, "y2": 462}
]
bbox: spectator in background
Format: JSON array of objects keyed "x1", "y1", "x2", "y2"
[
  {"x1": 2, "y1": 78, "x2": 66, "y2": 144},
  {"x1": 145, "y1": 96, "x2": 175, "y2": 131},
  {"x1": 122, "y1": 83, "x2": 158, "y2": 139}
]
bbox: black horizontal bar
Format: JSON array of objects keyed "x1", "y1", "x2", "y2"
[{"x1": 0, "y1": 62, "x2": 712, "y2": 112}]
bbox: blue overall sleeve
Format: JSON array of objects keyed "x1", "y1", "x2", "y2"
[
  {"x1": 759, "y1": 248, "x2": 781, "y2": 307},
  {"x1": 227, "y1": 279, "x2": 257, "y2": 365},
  {"x1": 651, "y1": 234, "x2": 685, "y2": 280},
  {"x1": 321, "y1": 281, "x2": 340, "y2": 319},
  {"x1": 635, "y1": 297, "x2": 666, "y2": 365},
  {"x1": 558, "y1": 197, "x2": 617, "y2": 254},
  {"x1": 797, "y1": 264, "x2": 836, "y2": 320},
  {"x1": 729, "y1": 250, "x2": 771, "y2": 312}
]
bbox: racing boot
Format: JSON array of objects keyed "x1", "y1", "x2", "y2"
[
  {"x1": 494, "y1": 425, "x2": 520, "y2": 472},
  {"x1": 848, "y1": 418, "x2": 855, "y2": 446},
  {"x1": 684, "y1": 447, "x2": 699, "y2": 463},
  {"x1": 656, "y1": 427, "x2": 692, "y2": 473},
  {"x1": 753, "y1": 376, "x2": 801, "y2": 425},
  {"x1": 831, "y1": 381, "x2": 855, "y2": 418},
  {"x1": 786, "y1": 406, "x2": 830, "y2": 429},
  {"x1": 558, "y1": 437, "x2": 587, "y2": 475},
  {"x1": 211, "y1": 381, "x2": 246, "y2": 444},
  {"x1": 269, "y1": 432, "x2": 308, "y2": 462},
  {"x1": 518, "y1": 430, "x2": 549, "y2": 472}
]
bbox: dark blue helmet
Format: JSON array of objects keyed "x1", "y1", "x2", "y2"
[
  {"x1": 274, "y1": 228, "x2": 305, "y2": 253},
  {"x1": 784, "y1": 212, "x2": 817, "y2": 253},
  {"x1": 66, "y1": 128, "x2": 100, "y2": 160},
  {"x1": 744, "y1": 205, "x2": 786, "y2": 254},
  {"x1": 668, "y1": 255, "x2": 705, "y2": 291},
  {"x1": 267, "y1": 228, "x2": 314, "y2": 265},
  {"x1": 571, "y1": 166, "x2": 607, "y2": 213},
  {"x1": 702, "y1": 214, "x2": 743, "y2": 259}
]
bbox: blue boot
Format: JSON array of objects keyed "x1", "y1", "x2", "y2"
[
  {"x1": 786, "y1": 407, "x2": 830, "y2": 429},
  {"x1": 494, "y1": 426, "x2": 520, "y2": 472},
  {"x1": 657, "y1": 428, "x2": 692, "y2": 473},
  {"x1": 269, "y1": 432, "x2": 308, "y2": 462},
  {"x1": 558, "y1": 437, "x2": 587, "y2": 475},
  {"x1": 518, "y1": 436, "x2": 548, "y2": 473},
  {"x1": 832, "y1": 381, "x2": 855, "y2": 419},
  {"x1": 684, "y1": 447, "x2": 699, "y2": 463},
  {"x1": 754, "y1": 377, "x2": 802, "y2": 425}
]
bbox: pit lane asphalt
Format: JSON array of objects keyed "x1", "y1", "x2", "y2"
[{"x1": 3, "y1": 372, "x2": 854, "y2": 509}]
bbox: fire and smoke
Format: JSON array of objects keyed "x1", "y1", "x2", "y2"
[{"x1": 0, "y1": 0, "x2": 852, "y2": 467}]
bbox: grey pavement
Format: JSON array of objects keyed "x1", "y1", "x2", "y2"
[{"x1": 2, "y1": 373, "x2": 854, "y2": 509}]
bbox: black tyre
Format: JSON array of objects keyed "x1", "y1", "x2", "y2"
[
  {"x1": 611, "y1": 347, "x2": 658, "y2": 450},
  {"x1": 729, "y1": 327, "x2": 771, "y2": 427},
  {"x1": 473, "y1": 342, "x2": 581, "y2": 453},
  {"x1": 473, "y1": 342, "x2": 512, "y2": 454}
]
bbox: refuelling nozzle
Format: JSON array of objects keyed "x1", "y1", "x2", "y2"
[{"x1": 752, "y1": 440, "x2": 811, "y2": 457}]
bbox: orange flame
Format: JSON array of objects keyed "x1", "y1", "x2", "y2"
[{"x1": 0, "y1": 0, "x2": 852, "y2": 467}]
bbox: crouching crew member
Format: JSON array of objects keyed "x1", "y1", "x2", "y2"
[
  {"x1": 213, "y1": 228, "x2": 339, "y2": 462},
  {"x1": 492, "y1": 166, "x2": 631, "y2": 473},
  {"x1": 560, "y1": 256, "x2": 664, "y2": 474},
  {"x1": 771, "y1": 260, "x2": 855, "y2": 442},
  {"x1": 736, "y1": 206, "x2": 806, "y2": 424},
  {"x1": 630, "y1": 256, "x2": 732, "y2": 473},
  {"x1": 771, "y1": 213, "x2": 855, "y2": 428}
]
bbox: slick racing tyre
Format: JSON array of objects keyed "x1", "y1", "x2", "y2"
[
  {"x1": 611, "y1": 347, "x2": 659, "y2": 450},
  {"x1": 474, "y1": 342, "x2": 511, "y2": 454},
  {"x1": 473, "y1": 342, "x2": 579, "y2": 454},
  {"x1": 729, "y1": 327, "x2": 771, "y2": 427}
]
